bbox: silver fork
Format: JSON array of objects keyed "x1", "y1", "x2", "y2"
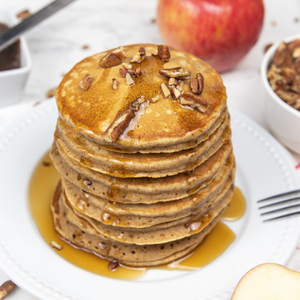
[{"x1": 258, "y1": 189, "x2": 300, "y2": 222}]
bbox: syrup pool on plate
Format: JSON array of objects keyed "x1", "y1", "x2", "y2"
[{"x1": 28, "y1": 151, "x2": 246, "y2": 280}]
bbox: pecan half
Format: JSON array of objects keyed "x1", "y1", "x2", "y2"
[
  {"x1": 161, "y1": 83, "x2": 171, "y2": 97},
  {"x1": 158, "y1": 45, "x2": 171, "y2": 61},
  {"x1": 190, "y1": 73, "x2": 204, "y2": 95},
  {"x1": 180, "y1": 91, "x2": 208, "y2": 113},
  {"x1": 129, "y1": 95, "x2": 145, "y2": 111},
  {"x1": 112, "y1": 78, "x2": 120, "y2": 90},
  {"x1": 79, "y1": 74, "x2": 92, "y2": 91},
  {"x1": 99, "y1": 47, "x2": 126, "y2": 68},
  {"x1": 131, "y1": 47, "x2": 146, "y2": 63},
  {"x1": 159, "y1": 67, "x2": 191, "y2": 80},
  {"x1": 103, "y1": 109, "x2": 135, "y2": 142}
]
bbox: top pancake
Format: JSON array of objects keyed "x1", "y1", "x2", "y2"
[{"x1": 56, "y1": 44, "x2": 227, "y2": 151}]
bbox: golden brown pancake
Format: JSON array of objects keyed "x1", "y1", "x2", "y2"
[
  {"x1": 52, "y1": 181, "x2": 231, "y2": 266},
  {"x1": 51, "y1": 141, "x2": 233, "y2": 204},
  {"x1": 56, "y1": 44, "x2": 227, "y2": 151}
]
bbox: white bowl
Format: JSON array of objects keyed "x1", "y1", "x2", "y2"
[
  {"x1": 0, "y1": 9, "x2": 31, "y2": 107},
  {"x1": 261, "y1": 34, "x2": 300, "y2": 155}
]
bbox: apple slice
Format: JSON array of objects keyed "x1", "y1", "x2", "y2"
[{"x1": 231, "y1": 263, "x2": 300, "y2": 300}]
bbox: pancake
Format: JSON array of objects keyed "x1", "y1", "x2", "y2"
[
  {"x1": 55, "y1": 115, "x2": 231, "y2": 178},
  {"x1": 56, "y1": 44, "x2": 227, "y2": 151},
  {"x1": 51, "y1": 141, "x2": 232, "y2": 204},
  {"x1": 52, "y1": 181, "x2": 230, "y2": 266},
  {"x1": 61, "y1": 155, "x2": 235, "y2": 228},
  {"x1": 63, "y1": 181, "x2": 234, "y2": 245}
]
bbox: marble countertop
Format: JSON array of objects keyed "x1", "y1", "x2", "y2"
[{"x1": 0, "y1": 0, "x2": 300, "y2": 299}]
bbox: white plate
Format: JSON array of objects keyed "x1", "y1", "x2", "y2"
[{"x1": 0, "y1": 100, "x2": 299, "y2": 300}]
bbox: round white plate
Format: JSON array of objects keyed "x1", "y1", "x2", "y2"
[{"x1": 0, "y1": 100, "x2": 299, "y2": 300}]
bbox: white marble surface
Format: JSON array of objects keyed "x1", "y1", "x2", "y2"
[{"x1": 0, "y1": 0, "x2": 300, "y2": 299}]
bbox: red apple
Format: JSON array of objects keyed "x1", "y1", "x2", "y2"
[{"x1": 157, "y1": 0, "x2": 264, "y2": 73}]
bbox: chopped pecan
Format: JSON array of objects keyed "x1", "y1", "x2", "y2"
[
  {"x1": 190, "y1": 73, "x2": 204, "y2": 95},
  {"x1": 158, "y1": 45, "x2": 171, "y2": 61},
  {"x1": 273, "y1": 42, "x2": 292, "y2": 68},
  {"x1": 288, "y1": 39, "x2": 300, "y2": 53},
  {"x1": 171, "y1": 87, "x2": 181, "y2": 99},
  {"x1": 150, "y1": 95, "x2": 160, "y2": 103},
  {"x1": 108, "y1": 261, "x2": 119, "y2": 271},
  {"x1": 103, "y1": 109, "x2": 135, "y2": 142},
  {"x1": 151, "y1": 49, "x2": 158, "y2": 56},
  {"x1": 127, "y1": 69, "x2": 137, "y2": 79},
  {"x1": 79, "y1": 74, "x2": 92, "y2": 90},
  {"x1": 135, "y1": 67, "x2": 141, "y2": 76},
  {"x1": 119, "y1": 66, "x2": 127, "y2": 77},
  {"x1": 282, "y1": 67, "x2": 297, "y2": 80},
  {"x1": 264, "y1": 43, "x2": 273, "y2": 53},
  {"x1": 159, "y1": 67, "x2": 191, "y2": 80},
  {"x1": 50, "y1": 241, "x2": 62, "y2": 250},
  {"x1": 129, "y1": 95, "x2": 145, "y2": 111},
  {"x1": 292, "y1": 57, "x2": 300, "y2": 73},
  {"x1": 180, "y1": 91, "x2": 208, "y2": 113},
  {"x1": 276, "y1": 90, "x2": 300, "y2": 105},
  {"x1": 16, "y1": 9, "x2": 31, "y2": 20},
  {"x1": 168, "y1": 78, "x2": 179, "y2": 86},
  {"x1": 99, "y1": 47, "x2": 126, "y2": 68},
  {"x1": 161, "y1": 83, "x2": 171, "y2": 97},
  {"x1": 290, "y1": 75, "x2": 300, "y2": 93},
  {"x1": 177, "y1": 81, "x2": 184, "y2": 91},
  {"x1": 122, "y1": 63, "x2": 132, "y2": 70},
  {"x1": 46, "y1": 87, "x2": 57, "y2": 98},
  {"x1": 131, "y1": 47, "x2": 146, "y2": 63},
  {"x1": 112, "y1": 78, "x2": 120, "y2": 90},
  {"x1": 293, "y1": 47, "x2": 300, "y2": 59},
  {"x1": 293, "y1": 99, "x2": 300, "y2": 110},
  {"x1": 0, "y1": 280, "x2": 17, "y2": 299},
  {"x1": 126, "y1": 73, "x2": 135, "y2": 85}
]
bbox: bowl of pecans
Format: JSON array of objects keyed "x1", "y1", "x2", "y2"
[{"x1": 261, "y1": 34, "x2": 300, "y2": 154}]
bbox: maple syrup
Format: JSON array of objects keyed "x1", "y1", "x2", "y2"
[
  {"x1": 28, "y1": 151, "x2": 246, "y2": 280},
  {"x1": 222, "y1": 187, "x2": 246, "y2": 221}
]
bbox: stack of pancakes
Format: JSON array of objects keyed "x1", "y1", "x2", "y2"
[{"x1": 51, "y1": 44, "x2": 235, "y2": 267}]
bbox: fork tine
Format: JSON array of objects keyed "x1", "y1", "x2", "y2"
[
  {"x1": 258, "y1": 189, "x2": 300, "y2": 203},
  {"x1": 258, "y1": 196, "x2": 300, "y2": 209},
  {"x1": 261, "y1": 203, "x2": 300, "y2": 216},
  {"x1": 263, "y1": 211, "x2": 300, "y2": 222}
]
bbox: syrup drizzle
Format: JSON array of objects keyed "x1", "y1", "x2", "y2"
[{"x1": 28, "y1": 151, "x2": 246, "y2": 279}]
